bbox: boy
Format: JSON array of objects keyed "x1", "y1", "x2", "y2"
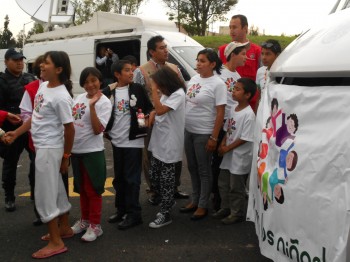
[{"x1": 214, "y1": 78, "x2": 256, "y2": 225}]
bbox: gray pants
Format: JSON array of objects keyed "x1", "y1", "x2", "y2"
[
  {"x1": 219, "y1": 169, "x2": 248, "y2": 217},
  {"x1": 184, "y1": 131, "x2": 212, "y2": 208}
]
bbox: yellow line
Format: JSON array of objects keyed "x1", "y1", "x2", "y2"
[{"x1": 19, "y1": 177, "x2": 115, "y2": 197}]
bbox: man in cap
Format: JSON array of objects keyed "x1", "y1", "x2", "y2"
[{"x1": 0, "y1": 48, "x2": 35, "y2": 211}]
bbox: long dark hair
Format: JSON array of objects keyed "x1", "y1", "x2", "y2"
[
  {"x1": 197, "y1": 48, "x2": 223, "y2": 74},
  {"x1": 43, "y1": 51, "x2": 73, "y2": 98},
  {"x1": 150, "y1": 66, "x2": 186, "y2": 96}
]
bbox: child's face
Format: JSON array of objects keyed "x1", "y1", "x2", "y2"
[
  {"x1": 115, "y1": 64, "x2": 133, "y2": 85},
  {"x1": 287, "y1": 118, "x2": 296, "y2": 134},
  {"x1": 261, "y1": 48, "x2": 278, "y2": 68},
  {"x1": 40, "y1": 55, "x2": 60, "y2": 82},
  {"x1": 230, "y1": 49, "x2": 247, "y2": 67},
  {"x1": 232, "y1": 82, "x2": 249, "y2": 103},
  {"x1": 286, "y1": 152, "x2": 295, "y2": 170},
  {"x1": 196, "y1": 54, "x2": 216, "y2": 77},
  {"x1": 83, "y1": 73, "x2": 101, "y2": 97},
  {"x1": 274, "y1": 185, "x2": 282, "y2": 200}
]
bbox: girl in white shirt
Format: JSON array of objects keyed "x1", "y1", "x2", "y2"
[
  {"x1": 180, "y1": 49, "x2": 226, "y2": 220},
  {"x1": 6, "y1": 51, "x2": 75, "y2": 259},
  {"x1": 147, "y1": 66, "x2": 186, "y2": 228},
  {"x1": 70, "y1": 67, "x2": 112, "y2": 241}
]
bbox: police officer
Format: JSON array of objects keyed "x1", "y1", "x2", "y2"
[{"x1": 0, "y1": 48, "x2": 35, "y2": 212}]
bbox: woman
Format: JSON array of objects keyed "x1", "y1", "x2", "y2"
[{"x1": 180, "y1": 49, "x2": 226, "y2": 220}]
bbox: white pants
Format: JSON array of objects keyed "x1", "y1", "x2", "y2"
[{"x1": 35, "y1": 148, "x2": 71, "y2": 223}]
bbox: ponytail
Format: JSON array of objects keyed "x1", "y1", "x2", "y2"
[{"x1": 64, "y1": 79, "x2": 73, "y2": 98}]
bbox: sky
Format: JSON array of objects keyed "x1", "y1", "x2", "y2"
[{"x1": 0, "y1": 0, "x2": 336, "y2": 37}]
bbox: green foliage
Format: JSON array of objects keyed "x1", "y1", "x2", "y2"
[
  {"x1": 163, "y1": 0, "x2": 238, "y2": 36},
  {"x1": 0, "y1": 15, "x2": 17, "y2": 49},
  {"x1": 192, "y1": 35, "x2": 297, "y2": 51}
]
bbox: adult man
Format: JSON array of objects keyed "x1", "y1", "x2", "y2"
[
  {"x1": 96, "y1": 45, "x2": 119, "y2": 88},
  {"x1": 108, "y1": 36, "x2": 188, "y2": 222},
  {"x1": 0, "y1": 48, "x2": 36, "y2": 212},
  {"x1": 218, "y1": 14, "x2": 261, "y2": 112}
]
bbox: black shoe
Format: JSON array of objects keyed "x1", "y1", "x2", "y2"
[
  {"x1": 33, "y1": 218, "x2": 43, "y2": 226},
  {"x1": 174, "y1": 191, "x2": 189, "y2": 199},
  {"x1": 5, "y1": 200, "x2": 16, "y2": 212},
  {"x1": 148, "y1": 194, "x2": 161, "y2": 206},
  {"x1": 118, "y1": 216, "x2": 143, "y2": 230},
  {"x1": 108, "y1": 212, "x2": 126, "y2": 223}
]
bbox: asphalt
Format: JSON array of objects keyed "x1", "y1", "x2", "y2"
[{"x1": 0, "y1": 141, "x2": 272, "y2": 262}]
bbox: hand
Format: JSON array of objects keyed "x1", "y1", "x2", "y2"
[
  {"x1": 89, "y1": 90, "x2": 103, "y2": 106},
  {"x1": 60, "y1": 158, "x2": 70, "y2": 174},
  {"x1": 7, "y1": 113, "x2": 22, "y2": 125},
  {"x1": 3, "y1": 131, "x2": 18, "y2": 145},
  {"x1": 205, "y1": 138, "x2": 217, "y2": 152}
]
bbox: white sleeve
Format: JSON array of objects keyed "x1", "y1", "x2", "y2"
[
  {"x1": 240, "y1": 112, "x2": 256, "y2": 142},
  {"x1": 96, "y1": 96, "x2": 113, "y2": 128},
  {"x1": 163, "y1": 89, "x2": 185, "y2": 111},
  {"x1": 55, "y1": 95, "x2": 74, "y2": 124},
  {"x1": 96, "y1": 56, "x2": 107, "y2": 65},
  {"x1": 214, "y1": 79, "x2": 227, "y2": 106}
]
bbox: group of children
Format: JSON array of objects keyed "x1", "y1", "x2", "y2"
[{"x1": 0, "y1": 37, "x2": 282, "y2": 259}]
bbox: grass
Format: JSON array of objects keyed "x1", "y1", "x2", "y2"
[{"x1": 192, "y1": 35, "x2": 297, "y2": 51}]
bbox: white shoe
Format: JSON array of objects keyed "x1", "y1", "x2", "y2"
[
  {"x1": 149, "y1": 213, "x2": 172, "y2": 229},
  {"x1": 81, "y1": 224, "x2": 103, "y2": 242},
  {"x1": 71, "y1": 219, "x2": 89, "y2": 234}
]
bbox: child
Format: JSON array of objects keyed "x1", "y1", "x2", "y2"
[
  {"x1": 5, "y1": 51, "x2": 75, "y2": 258},
  {"x1": 256, "y1": 39, "x2": 281, "y2": 92},
  {"x1": 70, "y1": 67, "x2": 112, "y2": 241},
  {"x1": 147, "y1": 66, "x2": 186, "y2": 228},
  {"x1": 104, "y1": 60, "x2": 153, "y2": 230},
  {"x1": 215, "y1": 78, "x2": 256, "y2": 225}
]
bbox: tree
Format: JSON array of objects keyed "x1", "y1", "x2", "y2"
[
  {"x1": 163, "y1": 0, "x2": 238, "y2": 36},
  {"x1": 72, "y1": 0, "x2": 144, "y2": 25},
  {"x1": 0, "y1": 15, "x2": 17, "y2": 49}
]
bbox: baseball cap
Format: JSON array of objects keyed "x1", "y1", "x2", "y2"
[
  {"x1": 4, "y1": 48, "x2": 26, "y2": 60},
  {"x1": 224, "y1": 41, "x2": 249, "y2": 60}
]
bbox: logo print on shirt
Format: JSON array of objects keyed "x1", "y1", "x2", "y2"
[
  {"x1": 225, "y1": 77, "x2": 236, "y2": 93},
  {"x1": 117, "y1": 99, "x2": 130, "y2": 112},
  {"x1": 227, "y1": 117, "x2": 236, "y2": 136},
  {"x1": 72, "y1": 103, "x2": 86, "y2": 120},
  {"x1": 187, "y1": 83, "x2": 201, "y2": 98},
  {"x1": 34, "y1": 94, "x2": 44, "y2": 112}
]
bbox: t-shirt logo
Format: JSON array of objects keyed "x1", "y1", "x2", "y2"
[
  {"x1": 117, "y1": 99, "x2": 130, "y2": 112},
  {"x1": 34, "y1": 94, "x2": 44, "y2": 113},
  {"x1": 225, "y1": 77, "x2": 236, "y2": 93},
  {"x1": 72, "y1": 103, "x2": 86, "y2": 120},
  {"x1": 227, "y1": 117, "x2": 236, "y2": 135},
  {"x1": 187, "y1": 83, "x2": 201, "y2": 98}
]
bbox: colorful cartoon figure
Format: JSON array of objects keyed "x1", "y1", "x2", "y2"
[
  {"x1": 275, "y1": 113, "x2": 299, "y2": 147},
  {"x1": 269, "y1": 168, "x2": 285, "y2": 203},
  {"x1": 270, "y1": 98, "x2": 282, "y2": 137},
  {"x1": 279, "y1": 142, "x2": 298, "y2": 178}
]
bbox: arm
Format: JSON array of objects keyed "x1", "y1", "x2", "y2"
[
  {"x1": 60, "y1": 122, "x2": 75, "y2": 174},
  {"x1": 206, "y1": 104, "x2": 225, "y2": 152},
  {"x1": 89, "y1": 91, "x2": 104, "y2": 135},
  {"x1": 219, "y1": 138, "x2": 247, "y2": 155},
  {"x1": 3, "y1": 117, "x2": 32, "y2": 144},
  {"x1": 96, "y1": 56, "x2": 107, "y2": 66}
]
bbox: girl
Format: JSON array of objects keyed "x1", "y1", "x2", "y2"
[
  {"x1": 180, "y1": 49, "x2": 226, "y2": 220},
  {"x1": 70, "y1": 67, "x2": 112, "y2": 241},
  {"x1": 147, "y1": 66, "x2": 186, "y2": 228},
  {"x1": 6, "y1": 51, "x2": 75, "y2": 259},
  {"x1": 104, "y1": 60, "x2": 153, "y2": 230}
]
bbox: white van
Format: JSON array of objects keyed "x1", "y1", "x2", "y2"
[
  {"x1": 247, "y1": 6, "x2": 350, "y2": 262},
  {"x1": 1, "y1": 12, "x2": 203, "y2": 94}
]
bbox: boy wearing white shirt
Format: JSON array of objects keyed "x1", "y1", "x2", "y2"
[{"x1": 216, "y1": 78, "x2": 257, "y2": 225}]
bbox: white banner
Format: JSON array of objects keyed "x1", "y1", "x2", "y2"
[{"x1": 247, "y1": 82, "x2": 350, "y2": 262}]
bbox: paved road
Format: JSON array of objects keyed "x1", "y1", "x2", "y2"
[{"x1": 0, "y1": 141, "x2": 272, "y2": 262}]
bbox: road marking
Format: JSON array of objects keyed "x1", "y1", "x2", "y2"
[{"x1": 19, "y1": 177, "x2": 115, "y2": 197}]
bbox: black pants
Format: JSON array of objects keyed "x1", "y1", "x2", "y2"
[
  {"x1": 0, "y1": 132, "x2": 35, "y2": 202},
  {"x1": 112, "y1": 146, "x2": 142, "y2": 218}
]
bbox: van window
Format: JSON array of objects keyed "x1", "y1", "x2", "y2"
[
  {"x1": 168, "y1": 53, "x2": 191, "y2": 81},
  {"x1": 173, "y1": 46, "x2": 203, "y2": 70}
]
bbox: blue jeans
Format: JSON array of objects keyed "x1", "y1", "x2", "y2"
[
  {"x1": 112, "y1": 146, "x2": 142, "y2": 218},
  {"x1": 184, "y1": 130, "x2": 213, "y2": 208}
]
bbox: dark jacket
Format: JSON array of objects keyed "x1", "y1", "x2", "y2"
[{"x1": 103, "y1": 83, "x2": 153, "y2": 140}]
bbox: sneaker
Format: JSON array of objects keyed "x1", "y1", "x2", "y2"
[
  {"x1": 71, "y1": 219, "x2": 89, "y2": 234},
  {"x1": 212, "y1": 208, "x2": 230, "y2": 219},
  {"x1": 5, "y1": 200, "x2": 16, "y2": 212},
  {"x1": 81, "y1": 224, "x2": 103, "y2": 242},
  {"x1": 149, "y1": 213, "x2": 172, "y2": 229},
  {"x1": 221, "y1": 215, "x2": 244, "y2": 225}
]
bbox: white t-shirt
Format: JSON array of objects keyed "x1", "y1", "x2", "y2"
[
  {"x1": 31, "y1": 82, "x2": 73, "y2": 148},
  {"x1": 109, "y1": 86, "x2": 144, "y2": 148},
  {"x1": 220, "y1": 105, "x2": 255, "y2": 175},
  {"x1": 185, "y1": 74, "x2": 227, "y2": 134},
  {"x1": 219, "y1": 68, "x2": 240, "y2": 120},
  {"x1": 72, "y1": 93, "x2": 112, "y2": 154},
  {"x1": 256, "y1": 66, "x2": 268, "y2": 91},
  {"x1": 148, "y1": 88, "x2": 185, "y2": 163}
]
